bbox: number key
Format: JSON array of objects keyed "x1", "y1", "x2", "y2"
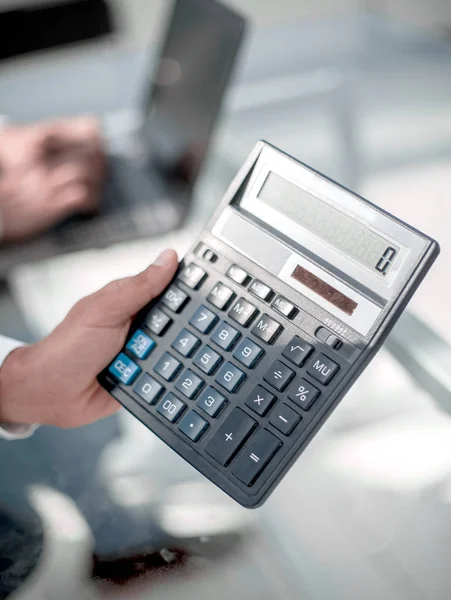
[
  {"x1": 157, "y1": 393, "x2": 186, "y2": 422},
  {"x1": 193, "y1": 345, "x2": 223, "y2": 375},
  {"x1": 171, "y1": 329, "x2": 200, "y2": 357},
  {"x1": 154, "y1": 352, "x2": 182, "y2": 381},
  {"x1": 233, "y1": 338, "x2": 264, "y2": 369},
  {"x1": 175, "y1": 369, "x2": 205, "y2": 399},
  {"x1": 197, "y1": 386, "x2": 227, "y2": 417},
  {"x1": 189, "y1": 305, "x2": 218, "y2": 334},
  {"x1": 215, "y1": 362, "x2": 246, "y2": 393},
  {"x1": 133, "y1": 373, "x2": 164, "y2": 404},
  {"x1": 210, "y1": 321, "x2": 240, "y2": 351}
]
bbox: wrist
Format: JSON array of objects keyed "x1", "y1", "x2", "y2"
[{"x1": 0, "y1": 344, "x2": 35, "y2": 425}]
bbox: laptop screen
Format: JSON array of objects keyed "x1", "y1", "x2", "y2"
[{"x1": 142, "y1": 0, "x2": 245, "y2": 187}]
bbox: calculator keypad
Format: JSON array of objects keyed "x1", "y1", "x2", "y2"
[
  {"x1": 197, "y1": 386, "x2": 227, "y2": 417},
  {"x1": 133, "y1": 373, "x2": 164, "y2": 404},
  {"x1": 178, "y1": 263, "x2": 207, "y2": 289},
  {"x1": 307, "y1": 353, "x2": 340, "y2": 385},
  {"x1": 245, "y1": 385, "x2": 276, "y2": 416},
  {"x1": 231, "y1": 429, "x2": 281, "y2": 486},
  {"x1": 215, "y1": 362, "x2": 246, "y2": 393},
  {"x1": 193, "y1": 345, "x2": 223, "y2": 375},
  {"x1": 175, "y1": 369, "x2": 205, "y2": 399},
  {"x1": 263, "y1": 360, "x2": 295, "y2": 391},
  {"x1": 282, "y1": 336, "x2": 313, "y2": 366},
  {"x1": 232, "y1": 338, "x2": 264, "y2": 369},
  {"x1": 109, "y1": 353, "x2": 141, "y2": 385},
  {"x1": 272, "y1": 295, "x2": 297, "y2": 319},
  {"x1": 189, "y1": 306, "x2": 218, "y2": 334},
  {"x1": 269, "y1": 403, "x2": 301, "y2": 435},
  {"x1": 126, "y1": 330, "x2": 155, "y2": 360},
  {"x1": 154, "y1": 352, "x2": 182, "y2": 381},
  {"x1": 251, "y1": 314, "x2": 282, "y2": 344},
  {"x1": 157, "y1": 393, "x2": 186, "y2": 422},
  {"x1": 210, "y1": 322, "x2": 240, "y2": 351},
  {"x1": 161, "y1": 285, "x2": 189, "y2": 313},
  {"x1": 207, "y1": 282, "x2": 235, "y2": 310},
  {"x1": 106, "y1": 256, "x2": 346, "y2": 499},
  {"x1": 145, "y1": 308, "x2": 172, "y2": 336},
  {"x1": 229, "y1": 298, "x2": 258, "y2": 326},
  {"x1": 249, "y1": 280, "x2": 274, "y2": 302},
  {"x1": 205, "y1": 408, "x2": 256, "y2": 466},
  {"x1": 171, "y1": 329, "x2": 200, "y2": 357},
  {"x1": 227, "y1": 265, "x2": 251, "y2": 286},
  {"x1": 288, "y1": 377, "x2": 320, "y2": 410},
  {"x1": 179, "y1": 410, "x2": 209, "y2": 441}
]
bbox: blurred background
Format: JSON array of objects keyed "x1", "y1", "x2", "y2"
[{"x1": 1, "y1": 1, "x2": 451, "y2": 599}]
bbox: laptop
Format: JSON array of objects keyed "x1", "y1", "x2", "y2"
[{"x1": 0, "y1": 0, "x2": 246, "y2": 271}]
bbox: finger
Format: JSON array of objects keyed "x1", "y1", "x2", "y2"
[
  {"x1": 42, "y1": 116, "x2": 101, "y2": 145},
  {"x1": 87, "y1": 249, "x2": 178, "y2": 325},
  {"x1": 41, "y1": 116, "x2": 105, "y2": 173},
  {"x1": 81, "y1": 387, "x2": 122, "y2": 426},
  {"x1": 49, "y1": 159, "x2": 103, "y2": 188},
  {"x1": 45, "y1": 182, "x2": 95, "y2": 223}
]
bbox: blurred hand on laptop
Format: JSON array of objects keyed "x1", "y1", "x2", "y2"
[{"x1": 0, "y1": 116, "x2": 105, "y2": 243}]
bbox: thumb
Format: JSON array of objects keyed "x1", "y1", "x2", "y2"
[{"x1": 91, "y1": 249, "x2": 178, "y2": 325}]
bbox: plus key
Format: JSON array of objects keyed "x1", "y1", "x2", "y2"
[{"x1": 205, "y1": 408, "x2": 256, "y2": 466}]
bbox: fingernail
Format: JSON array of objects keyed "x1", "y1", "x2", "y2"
[{"x1": 154, "y1": 249, "x2": 174, "y2": 267}]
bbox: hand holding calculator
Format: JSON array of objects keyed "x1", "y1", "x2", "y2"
[{"x1": 99, "y1": 141, "x2": 439, "y2": 507}]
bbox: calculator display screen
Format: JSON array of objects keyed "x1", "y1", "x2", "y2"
[
  {"x1": 258, "y1": 173, "x2": 400, "y2": 277},
  {"x1": 291, "y1": 265, "x2": 358, "y2": 316}
]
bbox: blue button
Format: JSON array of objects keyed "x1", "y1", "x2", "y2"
[
  {"x1": 109, "y1": 353, "x2": 141, "y2": 385},
  {"x1": 126, "y1": 329, "x2": 156, "y2": 360}
]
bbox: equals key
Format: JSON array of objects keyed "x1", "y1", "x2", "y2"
[{"x1": 232, "y1": 429, "x2": 282, "y2": 486}]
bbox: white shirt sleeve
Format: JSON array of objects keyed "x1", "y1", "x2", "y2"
[{"x1": 0, "y1": 335, "x2": 39, "y2": 440}]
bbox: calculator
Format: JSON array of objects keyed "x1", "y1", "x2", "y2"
[{"x1": 99, "y1": 141, "x2": 440, "y2": 507}]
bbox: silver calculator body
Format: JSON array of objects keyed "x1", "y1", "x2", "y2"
[{"x1": 100, "y1": 141, "x2": 440, "y2": 507}]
